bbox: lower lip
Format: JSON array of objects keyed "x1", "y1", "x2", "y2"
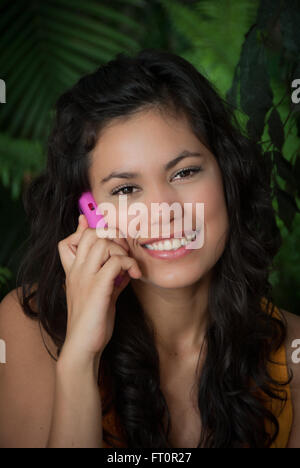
[{"x1": 141, "y1": 241, "x2": 196, "y2": 260}]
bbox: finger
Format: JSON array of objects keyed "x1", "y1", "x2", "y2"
[
  {"x1": 97, "y1": 255, "x2": 142, "y2": 295},
  {"x1": 96, "y1": 225, "x2": 130, "y2": 254},
  {"x1": 58, "y1": 215, "x2": 89, "y2": 274},
  {"x1": 79, "y1": 213, "x2": 89, "y2": 228},
  {"x1": 73, "y1": 228, "x2": 99, "y2": 264},
  {"x1": 102, "y1": 255, "x2": 142, "y2": 280},
  {"x1": 66, "y1": 214, "x2": 89, "y2": 256},
  {"x1": 74, "y1": 227, "x2": 129, "y2": 269},
  {"x1": 69, "y1": 214, "x2": 89, "y2": 252},
  {"x1": 83, "y1": 239, "x2": 130, "y2": 274}
]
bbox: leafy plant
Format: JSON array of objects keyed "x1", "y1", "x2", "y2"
[
  {"x1": 0, "y1": 133, "x2": 43, "y2": 199},
  {"x1": 160, "y1": 0, "x2": 259, "y2": 97},
  {"x1": 0, "y1": 0, "x2": 144, "y2": 200},
  {"x1": 226, "y1": 0, "x2": 300, "y2": 230},
  {"x1": 0, "y1": 266, "x2": 12, "y2": 289}
]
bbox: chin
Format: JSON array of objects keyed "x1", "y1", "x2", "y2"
[{"x1": 140, "y1": 268, "x2": 207, "y2": 289}]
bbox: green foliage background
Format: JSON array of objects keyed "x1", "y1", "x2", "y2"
[{"x1": 0, "y1": 0, "x2": 299, "y2": 314}]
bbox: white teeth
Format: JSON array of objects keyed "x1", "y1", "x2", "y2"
[{"x1": 144, "y1": 232, "x2": 198, "y2": 251}]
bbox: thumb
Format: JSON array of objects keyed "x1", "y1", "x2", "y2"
[{"x1": 78, "y1": 213, "x2": 89, "y2": 230}]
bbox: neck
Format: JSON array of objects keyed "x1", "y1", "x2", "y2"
[{"x1": 131, "y1": 271, "x2": 211, "y2": 357}]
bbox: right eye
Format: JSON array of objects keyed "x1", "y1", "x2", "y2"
[{"x1": 110, "y1": 185, "x2": 140, "y2": 196}]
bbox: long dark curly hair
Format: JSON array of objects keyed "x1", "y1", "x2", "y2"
[{"x1": 16, "y1": 48, "x2": 292, "y2": 448}]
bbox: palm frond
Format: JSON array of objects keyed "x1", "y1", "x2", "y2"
[
  {"x1": 0, "y1": 133, "x2": 44, "y2": 199},
  {"x1": 1, "y1": 0, "x2": 143, "y2": 141},
  {"x1": 0, "y1": 266, "x2": 12, "y2": 289},
  {"x1": 160, "y1": 0, "x2": 259, "y2": 97}
]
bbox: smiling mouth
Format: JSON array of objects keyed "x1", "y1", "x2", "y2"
[{"x1": 141, "y1": 231, "x2": 199, "y2": 251}]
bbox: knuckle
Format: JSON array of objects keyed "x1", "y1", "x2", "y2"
[
  {"x1": 129, "y1": 256, "x2": 137, "y2": 264},
  {"x1": 111, "y1": 244, "x2": 127, "y2": 255},
  {"x1": 77, "y1": 228, "x2": 96, "y2": 247},
  {"x1": 110, "y1": 239, "x2": 128, "y2": 251},
  {"x1": 82, "y1": 227, "x2": 95, "y2": 239},
  {"x1": 110, "y1": 253, "x2": 121, "y2": 261},
  {"x1": 95, "y1": 235, "x2": 109, "y2": 246},
  {"x1": 108, "y1": 254, "x2": 122, "y2": 265},
  {"x1": 95, "y1": 237, "x2": 110, "y2": 252}
]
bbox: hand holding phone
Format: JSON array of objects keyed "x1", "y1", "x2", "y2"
[
  {"x1": 78, "y1": 191, "x2": 129, "y2": 283},
  {"x1": 57, "y1": 191, "x2": 142, "y2": 368}
]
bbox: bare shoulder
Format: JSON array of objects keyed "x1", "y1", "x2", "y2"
[
  {"x1": 0, "y1": 286, "x2": 58, "y2": 448},
  {"x1": 0, "y1": 285, "x2": 58, "y2": 361},
  {"x1": 278, "y1": 308, "x2": 300, "y2": 448}
]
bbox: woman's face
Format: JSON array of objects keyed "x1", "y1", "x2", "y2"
[{"x1": 89, "y1": 108, "x2": 229, "y2": 289}]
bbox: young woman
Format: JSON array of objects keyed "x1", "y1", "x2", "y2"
[{"x1": 0, "y1": 49, "x2": 299, "y2": 448}]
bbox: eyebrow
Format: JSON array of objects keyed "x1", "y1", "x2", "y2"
[{"x1": 100, "y1": 150, "x2": 204, "y2": 184}]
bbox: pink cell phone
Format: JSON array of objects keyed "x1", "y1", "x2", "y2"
[
  {"x1": 78, "y1": 191, "x2": 124, "y2": 286},
  {"x1": 78, "y1": 191, "x2": 108, "y2": 229}
]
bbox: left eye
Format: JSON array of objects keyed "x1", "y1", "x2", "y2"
[{"x1": 172, "y1": 166, "x2": 202, "y2": 180}]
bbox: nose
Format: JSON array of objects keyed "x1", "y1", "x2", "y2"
[{"x1": 137, "y1": 185, "x2": 184, "y2": 240}]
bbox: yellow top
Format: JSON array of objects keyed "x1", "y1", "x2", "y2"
[
  {"x1": 259, "y1": 298, "x2": 293, "y2": 448},
  {"x1": 100, "y1": 298, "x2": 293, "y2": 448}
]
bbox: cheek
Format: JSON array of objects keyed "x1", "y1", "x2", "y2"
[
  {"x1": 114, "y1": 211, "x2": 146, "y2": 256},
  {"x1": 197, "y1": 178, "x2": 229, "y2": 257},
  {"x1": 198, "y1": 178, "x2": 227, "y2": 218}
]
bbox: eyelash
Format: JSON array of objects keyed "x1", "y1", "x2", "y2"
[{"x1": 110, "y1": 166, "x2": 203, "y2": 196}]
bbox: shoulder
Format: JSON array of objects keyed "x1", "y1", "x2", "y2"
[
  {"x1": 278, "y1": 308, "x2": 300, "y2": 448},
  {"x1": 0, "y1": 286, "x2": 57, "y2": 448},
  {"x1": 0, "y1": 285, "x2": 58, "y2": 361}
]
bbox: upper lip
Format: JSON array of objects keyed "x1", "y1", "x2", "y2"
[{"x1": 139, "y1": 230, "x2": 199, "y2": 246}]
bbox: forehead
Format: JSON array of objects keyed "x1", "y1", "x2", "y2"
[{"x1": 90, "y1": 108, "x2": 205, "y2": 171}]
